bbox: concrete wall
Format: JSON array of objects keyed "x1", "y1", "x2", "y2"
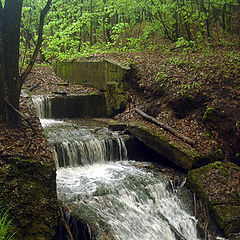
[
  {"x1": 56, "y1": 60, "x2": 131, "y2": 91},
  {"x1": 47, "y1": 94, "x2": 107, "y2": 118},
  {"x1": 56, "y1": 60, "x2": 131, "y2": 117}
]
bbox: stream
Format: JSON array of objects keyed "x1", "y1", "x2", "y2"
[
  {"x1": 34, "y1": 95, "x2": 203, "y2": 240},
  {"x1": 40, "y1": 118, "x2": 201, "y2": 240}
]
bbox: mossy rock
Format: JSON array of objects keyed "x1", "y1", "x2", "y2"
[
  {"x1": 0, "y1": 158, "x2": 60, "y2": 240},
  {"x1": 202, "y1": 107, "x2": 227, "y2": 132},
  {"x1": 194, "y1": 149, "x2": 224, "y2": 168},
  {"x1": 127, "y1": 122, "x2": 200, "y2": 170},
  {"x1": 188, "y1": 162, "x2": 240, "y2": 237}
]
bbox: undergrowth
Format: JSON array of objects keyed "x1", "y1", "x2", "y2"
[{"x1": 0, "y1": 207, "x2": 15, "y2": 240}]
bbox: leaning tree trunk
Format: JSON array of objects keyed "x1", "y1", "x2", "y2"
[
  {"x1": 0, "y1": 0, "x2": 23, "y2": 123},
  {"x1": 0, "y1": 0, "x2": 51, "y2": 123}
]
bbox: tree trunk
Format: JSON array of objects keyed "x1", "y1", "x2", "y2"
[
  {"x1": 0, "y1": 17, "x2": 6, "y2": 122},
  {"x1": 0, "y1": 0, "x2": 23, "y2": 123},
  {"x1": 0, "y1": 0, "x2": 51, "y2": 123},
  {"x1": 90, "y1": 0, "x2": 93, "y2": 46}
]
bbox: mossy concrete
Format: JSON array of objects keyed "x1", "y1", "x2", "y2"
[
  {"x1": 127, "y1": 123, "x2": 200, "y2": 170},
  {"x1": 188, "y1": 162, "x2": 240, "y2": 238},
  {"x1": 105, "y1": 82, "x2": 127, "y2": 117},
  {"x1": 46, "y1": 94, "x2": 107, "y2": 118},
  {"x1": 56, "y1": 61, "x2": 106, "y2": 90},
  {"x1": 108, "y1": 120, "x2": 127, "y2": 131},
  {"x1": 0, "y1": 157, "x2": 60, "y2": 240},
  {"x1": 55, "y1": 60, "x2": 131, "y2": 116},
  {"x1": 56, "y1": 60, "x2": 131, "y2": 90}
]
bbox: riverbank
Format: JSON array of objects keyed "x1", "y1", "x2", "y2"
[
  {"x1": 0, "y1": 45, "x2": 239, "y2": 239},
  {"x1": 0, "y1": 96, "x2": 60, "y2": 239},
  {"x1": 27, "y1": 45, "x2": 240, "y2": 165}
]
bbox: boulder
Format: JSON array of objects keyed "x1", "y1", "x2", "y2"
[
  {"x1": 188, "y1": 162, "x2": 240, "y2": 238},
  {"x1": 0, "y1": 157, "x2": 60, "y2": 240}
]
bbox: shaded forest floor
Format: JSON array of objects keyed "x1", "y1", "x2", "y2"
[
  {"x1": 1, "y1": 45, "x2": 240, "y2": 167},
  {"x1": 83, "y1": 46, "x2": 240, "y2": 164}
]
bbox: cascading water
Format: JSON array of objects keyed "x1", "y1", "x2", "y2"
[
  {"x1": 35, "y1": 96, "x2": 203, "y2": 240},
  {"x1": 33, "y1": 95, "x2": 52, "y2": 119},
  {"x1": 57, "y1": 161, "x2": 201, "y2": 240},
  {"x1": 42, "y1": 119, "x2": 127, "y2": 168}
]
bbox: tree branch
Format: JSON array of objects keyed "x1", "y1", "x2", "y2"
[
  {"x1": 20, "y1": 24, "x2": 50, "y2": 67},
  {"x1": 20, "y1": 0, "x2": 52, "y2": 81},
  {"x1": 2, "y1": 97, "x2": 37, "y2": 134},
  {"x1": 135, "y1": 107, "x2": 196, "y2": 145}
]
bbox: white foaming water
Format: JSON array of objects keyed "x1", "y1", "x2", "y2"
[
  {"x1": 42, "y1": 121, "x2": 127, "y2": 168},
  {"x1": 40, "y1": 119, "x2": 64, "y2": 127},
  {"x1": 32, "y1": 95, "x2": 52, "y2": 118},
  {"x1": 57, "y1": 161, "x2": 201, "y2": 240}
]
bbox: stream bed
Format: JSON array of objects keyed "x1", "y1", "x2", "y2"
[{"x1": 41, "y1": 118, "x2": 202, "y2": 240}]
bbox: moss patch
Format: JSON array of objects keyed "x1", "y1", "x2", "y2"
[
  {"x1": 202, "y1": 107, "x2": 216, "y2": 122},
  {"x1": 0, "y1": 157, "x2": 60, "y2": 240},
  {"x1": 188, "y1": 162, "x2": 240, "y2": 237},
  {"x1": 127, "y1": 122, "x2": 200, "y2": 170}
]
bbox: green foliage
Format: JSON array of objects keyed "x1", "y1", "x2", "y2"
[
  {"x1": 0, "y1": 207, "x2": 15, "y2": 240},
  {"x1": 202, "y1": 107, "x2": 216, "y2": 122},
  {"x1": 19, "y1": 0, "x2": 240, "y2": 62}
]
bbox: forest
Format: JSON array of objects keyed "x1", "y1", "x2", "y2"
[
  {"x1": 19, "y1": 0, "x2": 240, "y2": 63},
  {"x1": 0, "y1": 0, "x2": 240, "y2": 239}
]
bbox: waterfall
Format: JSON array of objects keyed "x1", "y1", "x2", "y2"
[
  {"x1": 32, "y1": 95, "x2": 52, "y2": 119},
  {"x1": 42, "y1": 119, "x2": 127, "y2": 168},
  {"x1": 34, "y1": 95, "x2": 205, "y2": 240}
]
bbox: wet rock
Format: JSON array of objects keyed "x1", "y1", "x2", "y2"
[{"x1": 188, "y1": 162, "x2": 240, "y2": 238}]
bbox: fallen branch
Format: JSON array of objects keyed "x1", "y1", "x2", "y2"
[
  {"x1": 3, "y1": 98, "x2": 37, "y2": 135},
  {"x1": 135, "y1": 107, "x2": 195, "y2": 145}
]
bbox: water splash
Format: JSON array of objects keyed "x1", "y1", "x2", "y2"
[
  {"x1": 32, "y1": 95, "x2": 53, "y2": 119},
  {"x1": 57, "y1": 161, "x2": 201, "y2": 240}
]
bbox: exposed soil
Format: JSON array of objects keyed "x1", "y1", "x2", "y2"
[{"x1": 1, "y1": 45, "x2": 240, "y2": 167}]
